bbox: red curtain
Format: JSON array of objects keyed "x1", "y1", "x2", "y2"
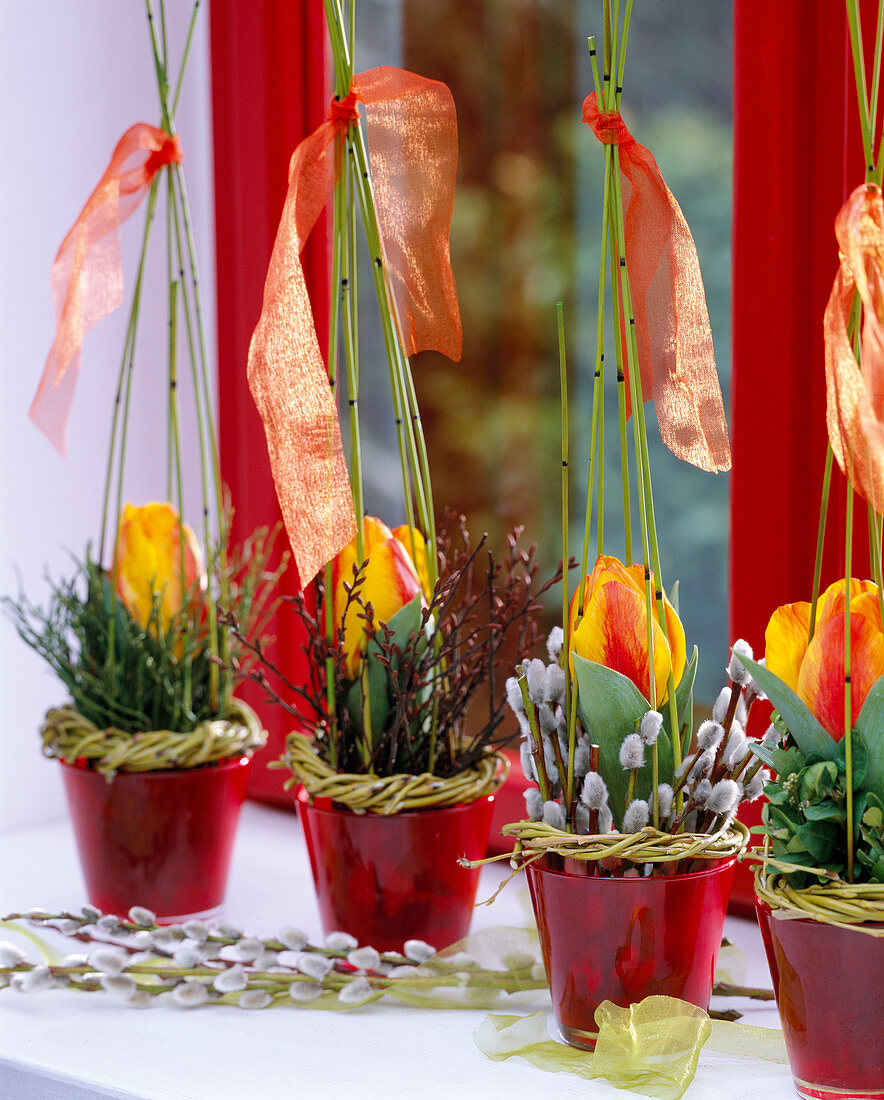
[
  {"x1": 730, "y1": 0, "x2": 876, "y2": 655},
  {"x1": 210, "y1": 0, "x2": 328, "y2": 800}
]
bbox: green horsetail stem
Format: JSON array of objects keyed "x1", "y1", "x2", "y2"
[
  {"x1": 608, "y1": 167, "x2": 679, "y2": 794},
  {"x1": 847, "y1": 0, "x2": 876, "y2": 176},
  {"x1": 103, "y1": 143, "x2": 167, "y2": 697},
  {"x1": 558, "y1": 303, "x2": 577, "y2": 816},
  {"x1": 844, "y1": 487, "x2": 855, "y2": 883},
  {"x1": 872, "y1": 508, "x2": 884, "y2": 629},
  {"x1": 588, "y1": 40, "x2": 631, "y2": 568},
  {"x1": 147, "y1": 1, "x2": 228, "y2": 710},
  {"x1": 325, "y1": 0, "x2": 438, "y2": 586},
  {"x1": 809, "y1": 447, "x2": 834, "y2": 642},
  {"x1": 324, "y1": 0, "x2": 447, "y2": 763},
  {"x1": 327, "y1": 13, "x2": 371, "y2": 757},
  {"x1": 595, "y1": 4, "x2": 675, "y2": 817}
]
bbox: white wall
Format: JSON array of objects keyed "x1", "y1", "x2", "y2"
[{"x1": 0, "y1": 2, "x2": 216, "y2": 832}]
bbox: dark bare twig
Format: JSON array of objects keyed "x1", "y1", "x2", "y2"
[{"x1": 226, "y1": 513, "x2": 562, "y2": 779}]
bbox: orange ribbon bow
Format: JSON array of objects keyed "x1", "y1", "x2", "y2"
[
  {"x1": 824, "y1": 182, "x2": 884, "y2": 513},
  {"x1": 248, "y1": 65, "x2": 462, "y2": 589},
  {"x1": 583, "y1": 92, "x2": 731, "y2": 474},
  {"x1": 30, "y1": 124, "x2": 183, "y2": 455}
]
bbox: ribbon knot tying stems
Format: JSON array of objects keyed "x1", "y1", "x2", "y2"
[
  {"x1": 143, "y1": 133, "x2": 184, "y2": 177},
  {"x1": 583, "y1": 92, "x2": 634, "y2": 147},
  {"x1": 327, "y1": 92, "x2": 361, "y2": 128}
]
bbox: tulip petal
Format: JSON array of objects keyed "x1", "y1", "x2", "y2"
[
  {"x1": 114, "y1": 502, "x2": 202, "y2": 633},
  {"x1": 851, "y1": 590, "x2": 883, "y2": 631},
  {"x1": 569, "y1": 555, "x2": 685, "y2": 701},
  {"x1": 623, "y1": 564, "x2": 686, "y2": 692},
  {"x1": 624, "y1": 562, "x2": 686, "y2": 690},
  {"x1": 330, "y1": 516, "x2": 423, "y2": 679},
  {"x1": 573, "y1": 579, "x2": 672, "y2": 705},
  {"x1": 363, "y1": 515, "x2": 396, "y2": 552},
  {"x1": 391, "y1": 524, "x2": 431, "y2": 599},
  {"x1": 597, "y1": 556, "x2": 645, "y2": 598},
  {"x1": 764, "y1": 601, "x2": 813, "y2": 693},
  {"x1": 817, "y1": 578, "x2": 878, "y2": 626},
  {"x1": 798, "y1": 611, "x2": 884, "y2": 740},
  {"x1": 663, "y1": 595, "x2": 686, "y2": 689}
]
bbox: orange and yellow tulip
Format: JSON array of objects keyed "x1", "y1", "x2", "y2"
[
  {"x1": 114, "y1": 502, "x2": 204, "y2": 633},
  {"x1": 765, "y1": 578, "x2": 884, "y2": 741},
  {"x1": 330, "y1": 516, "x2": 426, "y2": 679},
  {"x1": 570, "y1": 554, "x2": 686, "y2": 705}
]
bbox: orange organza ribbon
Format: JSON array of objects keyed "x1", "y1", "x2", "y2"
[
  {"x1": 583, "y1": 92, "x2": 731, "y2": 473},
  {"x1": 30, "y1": 124, "x2": 183, "y2": 455},
  {"x1": 248, "y1": 66, "x2": 461, "y2": 588},
  {"x1": 825, "y1": 182, "x2": 884, "y2": 513}
]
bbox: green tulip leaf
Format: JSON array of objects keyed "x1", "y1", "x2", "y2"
[
  {"x1": 853, "y1": 674, "x2": 884, "y2": 802},
  {"x1": 668, "y1": 579, "x2": 680, "y2": 616},
  {"x1": 741, "y1": 655, "x2": 836, "y2": 760},
  {"x1": 379, "y1": 593, "x2": 425, "y2": 653},
  {"x1": 572, "y1": 653, "x2": 648, "y2": 738},
  {"x1": 572, "y1": 655, "x2": 673, "y2": 829},
  {"x1": 345, "y1": 659, "x2": 390, "y2": 747},
  {"x1": 345, "y1": 594, "x2": 424, "y2": 746},
  {"x1": 660, "y1": 646, "x2": 697, "y2": 759}
]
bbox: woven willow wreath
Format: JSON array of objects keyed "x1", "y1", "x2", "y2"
[
  {"x1": 41, "y1": 697, "x2": 266, "y2": 776},
  {"x1": 282, "y1": 733, "x2": 507, "y2": 814},
  {"x1": 755, "y1": 865, "x2": 884, "y2": 938},
  {"x1": 502, "y1": 818, "x2": 749, "y2": 865}
]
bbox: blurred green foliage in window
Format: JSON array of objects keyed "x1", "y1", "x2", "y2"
[{"x1": 352, "y1": 0, "x2": 732, "y2": 703}]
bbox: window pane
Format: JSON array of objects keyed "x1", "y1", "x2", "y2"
[{"x1": 356, "y1": 0, "x2": 732, "y2": 702}]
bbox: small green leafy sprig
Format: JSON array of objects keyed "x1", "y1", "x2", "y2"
[
  {"x1": 754, "y1": 735, "x2": 884, "y2": 887},
  {"x1": 746, "y1": 657, "x2": 884, "y2": 887},
  {"x1": 3, "y1": 523, "x2": 284, "y2": 736}
]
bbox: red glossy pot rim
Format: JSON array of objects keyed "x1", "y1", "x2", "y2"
[
  {"x1": 59, "y1": 754, "x2": 252, "y2": 778},
  {"x1": 296, "y1": 785, "x2": 495, "y2": 818},
  {"x1": 755, "y1": 895, "x2": 884, "y2": 931},
  {"x1": 528, "y1": 854, "x2": 738, "y2": 884}
]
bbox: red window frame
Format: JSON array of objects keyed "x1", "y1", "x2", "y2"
[{"x1": 210, "y1": 0, "x2": 330, "y2": 799}]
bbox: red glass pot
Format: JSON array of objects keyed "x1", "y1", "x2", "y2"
[
  {"x1": 526, "y1": 855, "x2": 736, "y2": 1049},
  {"x1": 756, "y1": 899, "x2": 884, "y2": 1100},
  {"x1": 60, "y1": 755, "x2": 252, "y2": 921},
  {"x1": 297, "y1": 788, "x2": 495, "y2": 953}
]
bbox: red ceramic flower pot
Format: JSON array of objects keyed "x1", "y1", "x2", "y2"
[
  {"x1": 297, "y1": 789, "x2": 495, "y2": 953},
  {"x1": 60, "y1": 755, "x2": 252, "y2": 921},
  {"x1": 526, "y1": 856, "x2": 736, "y2": 1049},
  {"x1": 756, "y1": 899, "x2": 884, "y2": 1100}
]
